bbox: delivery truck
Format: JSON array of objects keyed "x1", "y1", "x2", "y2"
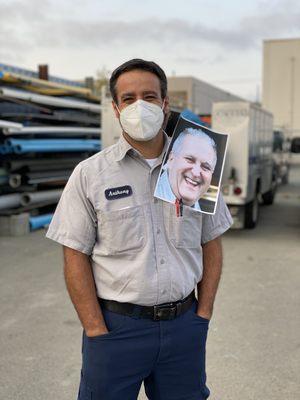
[{"x1": 212, "y1": 101, "x2": 276, "y2": 229}]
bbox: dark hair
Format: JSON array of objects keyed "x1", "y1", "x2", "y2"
[{"x1": 109, "y1": 58, "x2": 167, "y2": 104}]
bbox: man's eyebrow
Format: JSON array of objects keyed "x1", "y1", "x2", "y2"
[
  {"x1": 202, "y1": 161, "x2": 213, "y2": 170},
  {"x1": 120, "y1": 92, "x2": 135, "y2": 99},
  {"x1": 184, "y1": 154, "x2": 196, "y2": 160},
  {"x1": 143, "y1": 90, "x2": 159, "y2": 96},
  {"x1": 183, "y1": 154, "x2": 213, "y2": 170},
  {"x1": 120, "y1": 90, "x2": 158, "y2": 99}
]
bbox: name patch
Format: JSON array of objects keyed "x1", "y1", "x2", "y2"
[{"x1": 105, "y1": 185, "x2": 133, "y2": 200}]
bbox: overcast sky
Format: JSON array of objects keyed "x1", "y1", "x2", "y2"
[{"x1": 1, "y1": 0, "x2": 300, "y2": 101}]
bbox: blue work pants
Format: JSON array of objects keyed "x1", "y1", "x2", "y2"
[{"x1": 78, "y1": 301, "x2": 210, "y2": 400}]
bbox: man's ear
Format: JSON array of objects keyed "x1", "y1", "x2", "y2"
[
  {"x1": 162, "y1": 96, "x2": 170, "y2": 131},
  {"x1": 163, "y1": 96, "x2": 170, "y2": 120},
  {"x1": 163, "y1": 95, "x2": 170, "y2": 115},
  {"x1": 112, "y1": 101, "x2": 120, "y2": 119},
  {"x1": 164, "y1": 151, "x2": 174, "y2": 171},
  {"x1": 168, "y1": 150, "x2": 174, "y2": 163}
]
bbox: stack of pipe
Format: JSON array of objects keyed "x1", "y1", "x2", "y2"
[{"x1": 0, "y1": 65, "x2": 102, "y2": 231}]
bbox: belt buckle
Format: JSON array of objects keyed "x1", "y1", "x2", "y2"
[{"x1": 153, "y1": 303, "x2": 177, "y2": 320}]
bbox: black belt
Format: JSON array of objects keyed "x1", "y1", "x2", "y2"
[{"x1": 99, "y1": 291, "x2": 195, "y2": 321}]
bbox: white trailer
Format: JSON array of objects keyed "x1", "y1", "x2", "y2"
[{"x1": 212, "y1": 101, "x2": 275, "y2": 229}]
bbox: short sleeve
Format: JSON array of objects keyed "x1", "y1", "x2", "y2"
[
  {"x1": 201, "y1": 193, "x2": 233, "y2": 244},
  {"x1": 46, "y1": 164, "x2": 97, "y2": 255}
]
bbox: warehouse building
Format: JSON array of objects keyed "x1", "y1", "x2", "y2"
[
  {"x1": 167, "y1": 76, "x2": 242, "y2": 115},
  {"x1": 262, "y1": 38, "x2": 300, "y2": 138}
]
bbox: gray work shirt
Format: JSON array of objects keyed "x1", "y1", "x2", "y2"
[{"x1": 46, "y1": 134, "x2": 233, "y2": 306}]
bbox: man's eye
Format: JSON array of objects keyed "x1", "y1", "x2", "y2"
[
  {"x1": 202, "y1": 165, "x2": 212, "y2": 172},
  {"x1": 145, "y1": 96, "x2": 156, "y2": 101},
  {"x1": 184, "y1": 157, "x2": 193, "y2": 163}
]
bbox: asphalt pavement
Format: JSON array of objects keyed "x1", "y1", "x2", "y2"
[{"x1": 0, "y1": 165, "x2": 299, "y2": 400}]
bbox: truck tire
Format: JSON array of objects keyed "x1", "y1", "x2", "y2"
[
  {"x1": 245, "y1": 195, "x2": 259, "y2": 229},
  {"x1": 281, "y1": 175, "x2": 288, "y2": 184},
  {"x1": 281, "y1": 169, "x2": 289, "y2": 185},
  {"x1": 262, "y1": 189, "x2": 275, "y2": 205},
  {"x1": 262, "y1": 179, "x2": 277, "y2": 205}
]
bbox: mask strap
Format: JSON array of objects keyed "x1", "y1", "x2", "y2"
[{"x1": 114, "y1": 102, "x2": 121, "y2": 115}]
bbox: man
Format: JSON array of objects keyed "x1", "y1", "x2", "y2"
[
  {"x1": 155, "y1": 128, "x2": 217, "y2": 210},
  {"x1": 46, "y1": 58, "x2": 232, "y2": 400}
]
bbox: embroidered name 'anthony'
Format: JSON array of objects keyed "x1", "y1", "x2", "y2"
[{"x1": 105, "y1": 185, "x2": 133, "y2": 200}]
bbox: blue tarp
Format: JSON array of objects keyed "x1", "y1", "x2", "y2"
[{"x1": 180, "y1": 109, "x2": 208, "y2": 127}]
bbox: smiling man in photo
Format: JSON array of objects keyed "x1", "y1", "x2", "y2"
[{"x1": 156, "y1": 128, "x2": 217, "y2": 210}]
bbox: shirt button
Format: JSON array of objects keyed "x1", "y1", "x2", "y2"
[
  {"x1": 161, "y1": 289, "x2": 166, "y2": 294},
  {"x1": 160, "y1": 258, "x2": 165, "y2": 264},
  {"x1": 157, "y1": 228, "x2": 161, "y2": 234}
]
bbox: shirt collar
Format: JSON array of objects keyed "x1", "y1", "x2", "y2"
[
  {"x1": 115, "y1": 131, "x2": 170, "y2": 163},
  {"x1": 114, "y1": 134, "x2": 133, "y2": 162}
]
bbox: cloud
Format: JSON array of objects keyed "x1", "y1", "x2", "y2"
[
  {"x1": 0, "y1": 0, "x2": 52, "y2": 20},
  {"x1": 174, "y1": 55, "x2": 226, "y2": 66},
  {"x1": 1, "y1": 0, "x2": 300, "y2": 57},
  {"x1": 31, "y1": 18, "x2": 255, "y2": 50}
]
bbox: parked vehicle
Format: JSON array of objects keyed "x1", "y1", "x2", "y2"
[
  {"x1": 212, "y1": 101, "x2": 276, "y2": 229},
  {"x1": 291, "y1": 137, "x2": 300, "y2": 153},
  {"x1": 272, "y1": 130, "x2": 291, "y2": 184}
]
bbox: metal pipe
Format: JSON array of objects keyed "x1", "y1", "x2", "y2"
[
  {"x1": 0, "y1": 168, "x2": 8, "y2": 185},
  {"x1": 0, "y1": 176, "x2": 8, "y2": 185},
  {"x1": 9, "y1": 171, "x2": 72, "y2": 187},
  {"x1": 9, "y1": 174, "x2": 22, "y2": 188},
  {"x1": 6, "y1": 138, "x2": 101, "y2": 154},
  {"x1": 4, "y1": 126, "x2": 101, "y2": 136},
  {"x1": 28, "y1": 176, "x2": 69, "y2": 185},
  {"x1": 0, "y1": 193, "x2": 22, "y2": 210},
  {"x1": 30, "y1": 214, "x2": 53, "y2": 230},
  {"x1": 25, "y1": 163, "x2": 76, "y2": 173},
  {"x1": 0, "y1": 119, "x2": 23, "y2": 130},
  {"x1": 0, "y1": 87, "x2": 101, "y2": 113},
  {"x1": 0, "y1": 145, "x2": 12, "y2": 154},
  {"x1": 5, "y1": 157, "x2": 83, "y2": 171},
  {"x1": 21, "y1": 189, "x2": 63, "y2": 206},
  {"x1": 6, "y1": 138, "x2": 101, "y2": 145},
  {"x1": 26, "y1": 170, "x2": 73, "y2": 179}
]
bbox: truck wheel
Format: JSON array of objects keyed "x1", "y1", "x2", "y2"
[
  {"x1": 245, "y1": 195, "x2": 259, "y2": 229},
  {"x1": 262, "y1": 189, "x2": 275, "y2": 205},
  {"x1": 262, "y1": 179, "x2": 277, "y2": 205},
  {"x1": 281, "y1": 171, "x2": 289, "y2": 185}
]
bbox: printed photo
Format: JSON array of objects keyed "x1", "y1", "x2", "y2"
[{"x1": 154, "y1": 115, "x2": 228, "y2": 215}]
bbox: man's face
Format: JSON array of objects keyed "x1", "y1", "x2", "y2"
[
  {"x1": 167, "y1": 135, "x2": 216, "y2": 206},
  {"x1": 112, "y1": 69, "x2": 167, "y2": 113},
  {"x1": 112, "y1": 69, "x2": 169, "y2": 145}
]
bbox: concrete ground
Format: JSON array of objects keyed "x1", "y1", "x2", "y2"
[{"x1": 0, "y1": 165, "x2": 299, "y2": 400}]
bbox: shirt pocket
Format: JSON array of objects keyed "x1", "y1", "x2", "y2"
[
  {"x1": 97, "y1": 206, "x2": 146, "y2": 255},
  {"x1": 165, "y1": 204, "x2": 202, "y2": 249}
]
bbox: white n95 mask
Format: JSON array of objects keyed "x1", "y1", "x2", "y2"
[{"x1": 117, "y1": 99, "x2": 164, "y2": 141}]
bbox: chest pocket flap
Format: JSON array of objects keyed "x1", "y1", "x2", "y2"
[{"x1": 97, "y1": 206, "x2": 146, "y2": 255}]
